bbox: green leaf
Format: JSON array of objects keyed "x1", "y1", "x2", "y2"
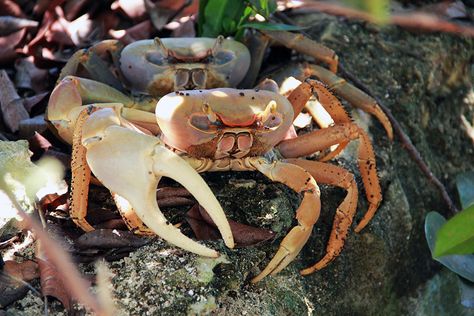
[
  {"x1": 434, "y1": 205, "x2": 474, "y2": 257},
  {"x1": 241, "y1": 22, "x2": 306, "y2": 31},
  {"x1": 456, "y1": 171, "x2": 474, "y2": 209},
  {"x1": 199, "y1": 0, "x2": 247, "y2": 37},
  {"x1": 424, "y1": 211, "x2": 474, "y2": 282}
]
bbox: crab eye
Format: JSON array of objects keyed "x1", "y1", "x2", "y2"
[
  {"x1": 213, "y1": 51, "x2": 234, "y2": 65},
  {"x1": 262, "y1": 114, "x2": 282, "y2": 129},
  {"x1": 189, "y1": 114, "x2": 222, "y2": 132},
  {"x1": 146, "y1": 52, "x2": 166, "y2": 66}
]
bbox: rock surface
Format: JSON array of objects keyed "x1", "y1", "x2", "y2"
[{"x1": 5, "y1": 11, "x2": 474, "y2": 316}]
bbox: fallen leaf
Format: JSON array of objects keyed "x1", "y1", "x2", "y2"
[
  {"x1": 111, "y1": 0, "x2": 146, "y2": 20},
  {"x1": 158, "y1": 196, "x2": 195, "y2": 207},
  {"x1": 156, "y1": 187, "x2": 193, "y2": 199},
  {"x1": 0, "y1": 16, "x2": 38, "y2": 36},
  {"x1": 74, "y1": 229, "x2": 150, "y2": 250},
  {"x1": 187, "y1": 204, "x2": 275, "y2": 247},
  {"x1": 22, "y1": 91, "x2": 49, "y2": 113},
  {"x1": 14, "y1": 57, "x2": 49, "y2": 93},
  {"x1": 19, "y1": 116, "x2": 48, "y2": 138},
  {"x1": 2, "y1": 260, "x2": 39, "y2": 281},
  {"x1": 109, "y1": 20, "x2": 153, "y2": 45},
  {"x1": 0, "y1": 70, "x2": 29, "y2": 132},
  {"x1": 0, "y1": 29, "x2": 26, "y2": 64},
  {"x1": 28, "y1": 130, "x2": 53, "y2": 155},
  {"x1": 37, "y1": 241, "x2": 73, "y2": 311},
  {"x1": 0, "y1": 0, "x2": 24, "y2": 17}
]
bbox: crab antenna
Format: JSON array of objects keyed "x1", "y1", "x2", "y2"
[
  {"x1": 154, "y1": 37, "x2": 170, "y2": 56},
  {"x1": 211, "y1": 35, "x2": 225, "y2": 56}
]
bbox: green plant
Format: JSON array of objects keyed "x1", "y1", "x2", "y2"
[
  {"x1": 197, "y1": 0, "x2": 302, "y2": 40},
  {"x1": 424, "y1": 171, "x2": 474, "y2": 307}
]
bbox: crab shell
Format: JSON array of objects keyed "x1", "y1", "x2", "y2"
[
  {"x1": 120, "y1": 38, "x2": 251, "y2": 96},
  {"x1": 155, "y1": 88, "x2": 294, "y2": 159}
]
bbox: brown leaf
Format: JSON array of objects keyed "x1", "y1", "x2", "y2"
[
  {"x1": 0, "y1": 16, "x2": 38, "y2": 36},
  {"x1": 111, "y1": 0, "x2": 147, "y2": 20},
  {"x1": 64, "y1": 0, "x2": 93, "y2": 21},
  {"x1": 170, "y1": 16, "x2": 196, "y2": 38},
  {"x1": 2, "y1": 260, "x2": 39, "y2": 281},
  {"x1": 0, "y1": 70, "x2": 29, "y2": 132},
  {"x1": 186, "y1": 205, "x2": 222, "y2": 241},
  {"x1": 14, "y1": 57, "x2": 49, "y2": 93},
  {"x1": 156, "y1": 187, "x2": 193, "y2": 199},
  {"x1": 109, "y1": 20, "x2": 153, "y2": 45},
  {"x1": 28, "y1": 130, "x2": 52, "y2": 152},
  {"x1": 39, "y1": 191, "x2": 69, "y2": 213},
  {"x1": 0, "y1": 0, "x2": 24, "y2": 17},
  {"x1": 37, "y1": 242, "x2": 73, "y2": 311},
  {"x1": 74, "y1": 229, "x2": 150, "y2": 250},
  {"x1": 158, "y1": 196, "x2": 195, "y2": 207},
  {"x1": 186, "y1": 205, "x2": 275, "y2": 247},
  {"x1": 19, "y1": 116, "x2": 48, "y2": 138},
  {"x1": 22, "y1": 91, "x2": 49, "y2": 113},
  {"x1": 0, "y1": 29, "x2": 25, "y2": 64}
]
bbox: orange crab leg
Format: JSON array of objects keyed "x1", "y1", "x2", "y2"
[
  {"x1": 285, "y1": 159, "x2": 358, "y2": 274},
  {"x1": 250, "y1": 159, "x2": 321, "y2": 283},
  {"x1": 277, "y1": 122, "x2": 382, "y2": 232},
  {"x1": 308, "y1": 64, "x2": 392, "y2": 139},
  {"x1": 260, "y1": 30, "x2": 338, "y2": 73},
  {"x1": 287, "y1": 79, "x2": 352, "y2": 161},
  {"x1": 70, "y1": 107, "x2": 95, "y2": 232}
]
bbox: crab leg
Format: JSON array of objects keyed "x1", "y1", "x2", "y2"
[
  {"x1": 277, "y1": 123, "x2": 382, "y2": 232},
  {"x1": 250, "y1": 159, "x2": 320, "y2": 283},
  {"x1": 270, "y1": 63, "x2": 393, "y2": 139},
  {"x1": 47, "y1": 76, "x2": 159, "y2": 143},
  {"x1": 69, "y1": 107, "x2": 95, "y2": 232},
  {"x1": 260, "y1": 30, "x2": 338, "y2": 73},
  {"x1": 284, "y1": 159, "x2": 358, "y2": 274},
  {"x1": 57, "y1": 40, "x2": 124, "y2": 91},
  {"x1": 287, "y1": 79, "x2": 353, "y2": 161},
  {"x1": 81, "y1": 108, "x2": 234, "y2": 256},
  {"x1": 307, "y1": 65, "x2": 393, "y2": 139}
]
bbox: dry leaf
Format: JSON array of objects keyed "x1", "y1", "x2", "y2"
[
  {"x1": 0, "y1": 70, "x2": 29, "y2": 132},
  {"x1": 2, "y1": 260, "x2": 39, "y2": 281},
  {"x1": 0, "y1": 16, "x2": 38, "y2": 37},
  {"x1": 74, "y1": 229, "x2": 150, "y2": 250},
  {"x1": 109, "y1": 20, "x2": 153, "y2": 45},
  {"x1": 111, "y1": 0, "x2": 146, "y2": 20},
  {"x1": 22, "y1": 91, "x2": 49, "y2": 113},
  {"x1": 14, "y1": 57, "x2": 49, "y2": 93},
  {"x1": 37, "y1": 241, "x2": 73, "y2": 311},
  {"x1": 0, "y1": 29, "x2": 25, "y2": 64},
  {"x1": 0, "y1": 0, "x2": 24, "y2": 17},
  {"x1": 186, "y1": 204, "x2": 275, "y2": 247}
]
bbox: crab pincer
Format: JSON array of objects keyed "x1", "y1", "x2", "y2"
[{"x1": 80, "y1": 107, "x2": 234, "y2": 257}]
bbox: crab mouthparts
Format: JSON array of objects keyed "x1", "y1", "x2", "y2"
[{"x1": 216, "y1": 131, "x2": 253, "y2": 159}]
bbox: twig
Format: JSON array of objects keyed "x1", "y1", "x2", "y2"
[
  {"x1": 286, "y1": 1, "x2": 474, "y2": 37},
  {"x1": 338, "y1": 63, "x2": 458, "y2": 215}
]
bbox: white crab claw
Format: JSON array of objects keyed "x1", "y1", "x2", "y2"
[{"x1": 82, "y1": 108, "x2": 234, "y2": 256}]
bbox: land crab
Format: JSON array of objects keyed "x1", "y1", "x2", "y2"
[{"x1": 46, "y1": 34, "x2": 392, "y2": 282}]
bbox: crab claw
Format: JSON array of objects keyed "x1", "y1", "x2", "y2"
[{"x1": 81, "y1": 108, "x2": 234, "y2": 256}]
